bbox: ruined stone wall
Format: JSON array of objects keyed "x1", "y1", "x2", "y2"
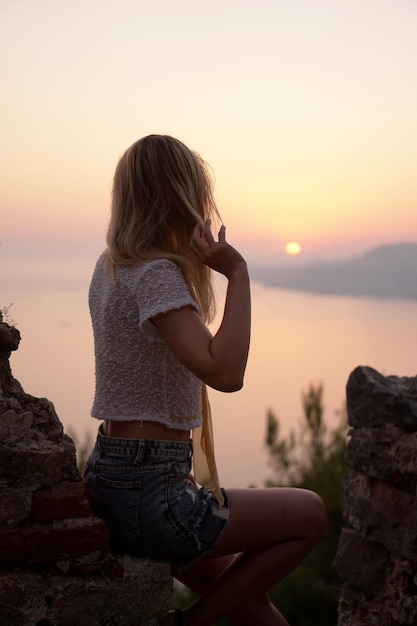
[
  {"x1": 334, "y1": 366, "x2": 417, "y2": 626},
  {"x1": 0, "y1": 318, "x2": 172, "y2": 625}
]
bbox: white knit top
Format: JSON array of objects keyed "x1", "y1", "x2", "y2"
[{"x1": 89, "y1": 252, "x2": 203, "y2": 430}]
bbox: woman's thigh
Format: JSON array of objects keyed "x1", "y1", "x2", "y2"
[
  {"x1": 206, "y1": 487, "x2": 327, "y2": 558},
  {"x1": 173, "y1": 554, "x2": 235, "y2": 593}
]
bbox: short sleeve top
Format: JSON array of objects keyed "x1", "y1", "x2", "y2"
[{"x1": 88, "y1": 252, "x2": 203, "y2": 429}]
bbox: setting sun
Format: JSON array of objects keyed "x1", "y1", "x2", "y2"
[{"x1": 285, "y1": 242, "x2": 301, "y2": 255}]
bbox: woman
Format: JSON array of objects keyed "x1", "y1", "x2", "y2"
[{"x1": 84, "y1": 135, "x2": 327, "y2": 626}]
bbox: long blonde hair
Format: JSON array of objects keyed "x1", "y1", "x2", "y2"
[{"x1": 106, "y1": 135, "x2": 220, "y2": 323}]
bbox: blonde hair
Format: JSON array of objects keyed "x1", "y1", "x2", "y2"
[{"x1": 106, "y1": 135, "x2": 220, "y2": 323}]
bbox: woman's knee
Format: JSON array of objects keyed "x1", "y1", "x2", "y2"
[{"x1": 303, "y1": 490, "x2": 327, "y2": 542}]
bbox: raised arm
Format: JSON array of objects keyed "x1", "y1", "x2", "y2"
[{"x1": 152, "y1": 220, "x2": 251, "y2": 392}]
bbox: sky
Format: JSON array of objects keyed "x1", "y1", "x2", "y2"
[
  {"x1": 1, "y1": 0, "x2": 417, "y2": 284},
  {"x1": 1, "y1": 0, "x2": 416, "y2": 483}
]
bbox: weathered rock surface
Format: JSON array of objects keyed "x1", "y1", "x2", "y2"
[
  {"x1": 334, "y1": 366, "x2": 417, "y2": 626},
  {"x1": 0, "y1": 318, "x2": 172, "y2": 625},
  {"x1": 346, "y1": 366, "x2": 417, "y2": 429}
]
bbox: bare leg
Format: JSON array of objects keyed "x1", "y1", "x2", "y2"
[
  {"x1": 161, "y1": 487, "x2": 326, "y2": 625},
  {"x1": 173, "y1": 557, "x2": 286, "y2": 625}
]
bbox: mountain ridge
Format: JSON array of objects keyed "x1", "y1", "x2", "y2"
[{"x1": 250, "y1": 242, "x2": 417, "y2": 300}]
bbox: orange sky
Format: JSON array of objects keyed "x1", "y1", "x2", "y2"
[
  {"x1": 1, "y1": 1, "x2": 417, "y2": 489},
  {"x1": 1, "y1": 0, "x2": 417, "y2": 276}
]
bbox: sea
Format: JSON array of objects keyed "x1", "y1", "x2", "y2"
[{"x1": 4, "y1": 278, "x2": 417, "y2": 488}]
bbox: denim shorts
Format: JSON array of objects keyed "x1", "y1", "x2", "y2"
[{"x1": 84, "y1": 427, "x2": 230, "y2": 569}]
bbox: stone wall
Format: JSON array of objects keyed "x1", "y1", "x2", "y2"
[
  {"x1": 334, "y1": 366, "x2": 417, "y2": 626},
  {"x1": 0, "y1": 317, "x2": 173, "y2": 625}
]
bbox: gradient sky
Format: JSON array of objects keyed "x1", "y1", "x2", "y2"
[
  {"x1": 1, "y1": 1, "x2": 417, "y2": 484},
  {"x1": 1, "y1": 0, "x2": 417, "y2": 280}
]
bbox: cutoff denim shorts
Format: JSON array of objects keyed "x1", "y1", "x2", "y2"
[{"x1": 84, "y1": 427, "x2": 230, "y2": 569}]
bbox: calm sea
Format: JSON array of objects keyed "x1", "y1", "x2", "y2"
[{"x1": 5, "y1": 280, "x2": 417, "y2": 488}]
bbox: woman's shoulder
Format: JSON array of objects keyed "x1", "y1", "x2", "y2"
[
  {"x1": 136, "y1": 257, "x2": 181, "y2": 276},
  {"x1": 125, "y1": 258, "x2": 184, "y2": 281},
  {"x1": 92, "y1": 253, "x2": 186, "y2": 290}
]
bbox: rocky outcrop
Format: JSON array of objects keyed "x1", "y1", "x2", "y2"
[
  {"x1": 334, "y1": 366, "x2": 417, "y2": 626},
  {"x1": 0, "y1": 317, "x2": 172, "y2": 625}
]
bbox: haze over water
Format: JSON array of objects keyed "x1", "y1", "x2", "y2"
[
  {"x1": 5, "y1": 277, "x2": 416, "y2": 487},
  {"x1": 1, "y1": 1, "x2": 416, "y2": 485}
]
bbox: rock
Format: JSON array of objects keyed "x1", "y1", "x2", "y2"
[
  {"x1": 0, "y1": 517, "x2": 110, "y2": 567},
  {"x1": 342, "y1": 474, "x2": 417, "y2": 563},
  {"x1": 345, "y1": 423, "x2": 417, "y2": 490},
  {"x1": 0, "y1": 487, "x2": 34, "y2": 527},
  {"x1": 335, "y1": 366, "x2": 417, "y2": 626},
  {"x1": 333, "y1": 528, "x2": 389, "y2": 595},
  {"x1": 0, "y1": 556, "x2": 172, "y2": 626},
  {"x1": 0, "y1": 322, "x2": 23, "y2": 395},
  {"x1": 0, "y1": 318, "x2": 173, "y2": 624},
  {"x1": 31, "y1": 481, "x2": 91, "y2": 522},
  {"x1": 346, "y1": 366, "x2": 417, "y2": 430},
  {"x1": 0, "y1": 439, "x2": 65, "y2": 485}
]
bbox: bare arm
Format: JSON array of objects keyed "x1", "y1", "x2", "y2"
[{"x1": 152, "y1": 220, "x2": 251, "y2": 392}]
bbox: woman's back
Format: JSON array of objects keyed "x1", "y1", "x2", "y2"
[{"x1": 89, "y1": 252, "x2": 202, "y2": 429}]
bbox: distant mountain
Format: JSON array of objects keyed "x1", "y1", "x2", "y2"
[{"x1": 250, "y1": 243, "x2": 417, "y2": 300}]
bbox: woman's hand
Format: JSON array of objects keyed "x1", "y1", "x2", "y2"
[
  {"x1": 153, "y1": 219, "x2": 251, "y2": 392},
  {"x1": 190, "y1": 219, "x2": 247, "y2": 279}
]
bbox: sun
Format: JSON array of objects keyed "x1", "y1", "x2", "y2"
[{"x1": 285, "y1": 241, "x2": 301, "y2": 255}]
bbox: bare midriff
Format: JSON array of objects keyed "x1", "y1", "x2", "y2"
[{"x1": 103, "y1": 419, "x2": 191, "y2": 442}]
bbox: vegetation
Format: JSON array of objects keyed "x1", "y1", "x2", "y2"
[
  {"x1": 71, "y1": 383, "x2": 349, "y2": 624},
  {"x1": 174, "y1": 383, "x2": 349, "y2": 625},
  {"x1": 265, "y1": 383, "x2": 349, "y2": 625},
  {"x1": 0, "y1": 303, "x2": 16, "y2": 326},
  {"x1": 67, "y1": 427, "x2": 94, "y2": 475}
]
